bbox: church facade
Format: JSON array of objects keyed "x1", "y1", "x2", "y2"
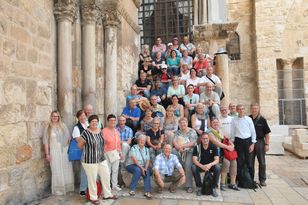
[{"x1": 0, "y1": 0, "x2": 308, "y2": 203}]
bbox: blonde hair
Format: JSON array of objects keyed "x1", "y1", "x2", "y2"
[
  {"x1": 47, "y1": 111, "x2": 65, "y2": 143},
  {"x1": 164, "y1": 107, "x2": 177, "y2": 126}
]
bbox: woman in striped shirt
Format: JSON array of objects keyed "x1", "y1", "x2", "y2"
[{"x1": 77, "y1": 115, "x2": 116, "y2": 204}]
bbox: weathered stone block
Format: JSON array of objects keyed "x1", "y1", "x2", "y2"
[
  {"x1": 36, "y1": 85, "x2": 52, "y2": 105},
  {"x1": 10, "y1": 25, "x2": 31, "y2": 44},
  {"x1": 0, "y1": 122, "x2": 27, "y2": 147},
  {"x1": 293, "y1": 129, "x2": 307, "y2": 137},
  {"x1": 16, "y1": 144, "x2": 32, "y2": 164},
  {"x1": 36, "y1": 105, "x2": 52, "y2": 121},
  {"x1": 38, "y1": 53, "x2": 51, "y2": 66},
  {"x1": 8, "y1": 167, "x2": 24, "y2": 186},
  {"x1": 16, "y1": 44, "x2": 27, "y2": 60},
  {"x1": 292, "y1": 135, "x2": 308, "y2": 144},
  {"x1": 0, "y1": 104, "x2": 23, "y2": 125},
  {"x1": 12, "y1": 61, "x2": 32, "y2": 77},
  {"x1": 3, "y1": 39, "x2": 16, "y2": 57},
  {"x1": 0, "y1": 148, "x2": 15, "y2": 168},
  {"x1": 22, "y1": 176, "x2": 38, "y2": 202},
  {"x1": 0, "y1": 170, "x2": 9, "y2": 192},
  {"x1": 27, "y1": 48, "x2": 38, "y2": 64},
  {"x1": 27, "y1": 122, "x2": 47, "y2": 140},
  {"x1": 3, "y1": 78, "x2": 26, "y2": 104},
  {"x1": 28, "y1": 139, "x2": 44, "y2": 159},
  {"x1": 38, "y1": 25, "x2": 50, "y2": 39},
  {"x1": 0, "y1": 16, "x2": 8, "y2": 35}
]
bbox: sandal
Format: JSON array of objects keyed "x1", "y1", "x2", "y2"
[
  {"x1": 90, "y1": 200, "x2": 100, "y2": 205},
  {"x1": 103, "y1": 195, "x2": 117, "y2": 200},
  {"x1": 144, "y1": 192, "x2": 152, "y2": 199},
  {"x1": 157, "y1": 186, "x2": 163, "y2": 194},
  {"x1": 186, "y1": 187, "x2": 193, "y2": 193},
  {"x1": 169, "y1": 185, "x2": 176, "y2": 193},
  {"x1": 129, "y1": 190, "x2": 135, "y2": 196}
]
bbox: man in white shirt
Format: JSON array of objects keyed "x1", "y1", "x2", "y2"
[
  {"x1": 218, "y1": 106, "x2": 233, "y2": 140},
  {"x1": 198, "y1": 66, "x2": 222, "y2": 97},
  {"x1": 199, "y1": 83, "x2": 220, "y2": 117},
  {"x1": 231, "y1": 104, "x2": 256, "y2": 179}
]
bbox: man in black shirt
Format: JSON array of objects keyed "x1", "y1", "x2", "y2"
[
  {"x1": 192, "y1": 133, "x2": 220, "y2": 197},
  {"x1": 135, "y1": 72, "x2": 152, "y2": 99},
  {"x1": 249, "y1": 103, "x2": 271, "y2": 186}
]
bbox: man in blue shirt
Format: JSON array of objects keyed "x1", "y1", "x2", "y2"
[
  {"x1": 122, "y1": 99, "x2": 141, "y2": 133},
  {"x1": 154, "y1": 144, "x2": 185, "y2": 193}
]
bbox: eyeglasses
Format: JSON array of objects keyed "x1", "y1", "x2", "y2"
[{"x1": 52, "y1": 115, "x2": 59, "y2": 118}]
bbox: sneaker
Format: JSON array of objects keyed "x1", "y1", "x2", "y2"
[
  {"x1": 220, "y1": 183, "x2": 227, "y2": 191},
  {"x1": 103, "y1": 195, "x2": 117, "y2": 200},
  {"x1": 129, "y1": 190, "x2": 135, "y2": 196},
  {"x1": 90, "y1": 199, "x2": 100, "y2": 205},
  {"x1": 228, "y1": 184, "x2": 240, "y2": 191},
  {"x1": 196, "y1": 188, "x2": 202, "y2": 196},
  {"x1": 144, "y1": 192, "x2": 152, "y2": 199},
  {"x1": 79, "y1": 191, "x2": 86, "y2": 197},
  {"x1": 112, "y1": 186, "x2": 122, "y2": 191},
  {"x1": 260, "y1": 181, "x2": 267, "y2": 186},
  {"x1": 212, "y1": 188, "x2": 218, "y2": 197},
  {"x1": 186, "y1": 187, "x2": 193, "y2": 193}
]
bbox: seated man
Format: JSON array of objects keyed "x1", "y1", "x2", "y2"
[
  {"x1": 192, "y1": 133, "x2": 220, "y2": 197},
  {"x1": 154, "y1": 144, "x2": 186, "y2": 193},
  {"x1": 199, "y1": 83, "x2": 220, "y2": 118},
  {"x1": 150, "y1": 95, "x2": 166, "y2": 126},
  {"x1": 135, "y1": 72, "x2": 152, "y2": 99},
  {"x1": 116, "y1": 115, "x2": 134, "y2": 162},
  {"x1": 180, "y1": 35, "x2": 196, "y2": 58},
  {"x1": 150, "y1": 81, "x2": 167, "y2": 105},
  {"x1": 122, "y1": 99, "x2": 141, "y2": 133},
  {"x1": 146, "y1": 117, "x2": 165, "y2": 160},
  {"x1": 198, "y1": 66, "x2": 222, "y2": 97},
  {"x1": 183, "y1": 84, "x2": 199, "y2": 119},
  {"x1": 126, "y1": 85, "x2": 145, "y2": 107}
]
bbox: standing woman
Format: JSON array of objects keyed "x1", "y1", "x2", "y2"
[
  {"x1": 76, "y1": 115, "x2": 115, "y2": 204},
  {"x1": 43, "y1": 111, "x2": 74, "y2": 195},
  {"x1": 102, "y1": 114, "x2": 122, "y2": 191},
  {"x1": 71, "y1": 110, "x2": 88, "y2": 196}
]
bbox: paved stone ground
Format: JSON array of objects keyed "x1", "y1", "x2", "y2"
[{"x1": 34, "y1": 152, "x2": 308, "y2": 205}]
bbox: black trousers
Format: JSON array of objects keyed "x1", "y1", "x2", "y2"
[
  {"x1": 191, "y1": 164, "x2": 221, "y2": 188},
  {"x1": 251, "y1": 139, "x2": 266, "y2": 182},
  {"x1": 234, "y1": 137, "x2": 254, "y2": 179}
]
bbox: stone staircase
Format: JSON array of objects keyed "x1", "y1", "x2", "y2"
[{"x1": 283, "y1": 128, "x2": 308, "y2": 158}]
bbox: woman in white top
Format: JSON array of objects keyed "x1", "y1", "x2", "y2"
[
  {"x1": 43, "y1": 111, "x2": 74, "y2": 195},
  {"x1": 185, "y1": 68, "x2": 201, "y2": 94},
  {"x1": 167, "y1": 76, "x2": 185, "y2": 106}
]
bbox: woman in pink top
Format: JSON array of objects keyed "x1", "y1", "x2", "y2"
[{"x1": 102, "y1": 114, "x2": 122, "y2": 192}]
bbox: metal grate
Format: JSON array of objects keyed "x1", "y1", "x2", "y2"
[
  {"x1": 138, "y1": 0, "x2": 194, "y2": 48},
  {"x1": 277, "y1": 68, "x2": 306, "y2": 125}
]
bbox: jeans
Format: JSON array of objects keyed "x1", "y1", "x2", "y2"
[
  {"x1": 251, "y1": 139, "x2": 266, "y2": 182},
  {"x1": 126, "y1": 164, "x2": 151, "y2": 192},
  {"x1": 80, "y1": 164, "x2": 88, "y2": 192},
  {"x1": 192, "y1": 164, "x2": 221, "y2": 187},
  {"x1": 167, "y1": 66, "x2": 179, "y2": 76}
]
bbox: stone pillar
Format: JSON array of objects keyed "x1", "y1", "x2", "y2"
[
  {"x1": 215, "y1": 53, "x2": 229, "y2": 106},
  {"x1": 201, "y1": 0, "x2": 208, "y2": 24},
  {"x1": 81, "y1": 2, "x2": 98, "y2": 108},
  {"x1": 103, "y1": 11, "x2": 120, "y2": 116},
  {"x1": 281, "y1": 58, "x2": 295, "y2": 124},
  {"x1": 194, "y1": 0, "x2": 199, "y2": 25},
  {"x1": 54, "y1": 0, "x2": 77, "y2": 129}
]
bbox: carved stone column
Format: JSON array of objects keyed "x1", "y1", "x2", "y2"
[
  {"x1": 103, "y1": 10, "x2": 120, "y2": 116},
  {"x1": 201, "y1": 0, "x2": 208, "y2": 24},
  {"x1": 215, "y1": 53, "x2": 229, "y2": 106},
  {"x1": 194, "y1": 0, "x2": 199, "y2": 25},
  {"x1": 81, "y1": 1, "x2": 98, "y2": 108},
  {"x1": 281, "y1": 58, "x2": 295, "y2": 124},
  {"x1": 54, "y1": 0, "x2": 77, "y2": 129}
]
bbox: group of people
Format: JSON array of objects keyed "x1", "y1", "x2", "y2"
[{"x1": 42, "y1": 36, "x2": 271, "y2": 204}]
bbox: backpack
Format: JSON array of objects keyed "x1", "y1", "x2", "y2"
[
  {"x1": 201, "y1": 171, "x2": 214, "y2": 195},
  {"x1": 86, "y1": 180, "x2": 103, "y2": 201},
  {"x1": 238, "y1": 165, "x2": 258, "y2": 190}
]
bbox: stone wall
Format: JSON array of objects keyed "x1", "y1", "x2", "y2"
[
  {"x1": 117, "y1": 0, "x2": 140, "y2": 114},
  {"x1": 227, "y1": 0, "x2": 258, "y2": 111},
  {"x1": 0, "y1": 0, "x2": 56, "y2": 204},
  {"x1": 253, "y1": 0, "x2": 308, "y2": 124}
]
